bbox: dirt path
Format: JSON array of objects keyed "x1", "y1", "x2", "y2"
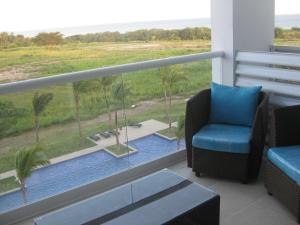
[{"x1": 0, "y1": 67, "x2": 30, "y2": 82}]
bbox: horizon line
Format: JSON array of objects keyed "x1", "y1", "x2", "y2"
[{"x1": 3, "y1": 14, "x2": 300, "y2": 37}]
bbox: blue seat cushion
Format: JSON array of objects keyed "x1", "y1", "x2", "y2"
[
  {"x1": 267, "y1": 146, "x2": 300, "y2": 184},
  {"x1": 210, "y1": 82, "x2": 262, "y2": 127},
  {"x1": 192, "y1": 124, "x2": 252, "y2": 154}
]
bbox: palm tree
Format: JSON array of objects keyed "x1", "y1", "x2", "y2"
[
  {"x1": 72, "y1": 80, "x2": 96, "y2": 143},
  {"x1": 158, "y1": 65, "x2": 186, "y2": 130},
  {"x1": 112, "y1": 82, "x2": 130, "y2": 147},
  {"x1": 159, "y1": 67, "x2": 172, "y2": 129},
  {"x1": 32, "y1": 92, "x2": 53, "y2": 143},
  {"x1": 175, "y1": 114, "x2": 185, "y2": 150},
  {"x1": 98, "y1": 77, "x2": 117, "y2": 129},
  {"x1": 15, "y1": 146, "x2": 50, "y2": 203}
]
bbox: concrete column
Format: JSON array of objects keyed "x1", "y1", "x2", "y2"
[{"x1": 211, "y1": 0, "x2": 275, "y2": 85}]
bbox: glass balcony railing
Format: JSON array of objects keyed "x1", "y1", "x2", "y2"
[{"x1": 0, "y1": 51, "x2": 224, "y2": 220}]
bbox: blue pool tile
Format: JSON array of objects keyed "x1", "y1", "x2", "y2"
[
  {"x1": 27, "y1": 150, "x2": 114, "y2": 186},
  {"x1": 128, "y1": 135, "x2": 185, "y2": 165}
]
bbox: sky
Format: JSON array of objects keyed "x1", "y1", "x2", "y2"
[{"x1": 0, "y1": 0, "x2": 299, "y2": 32}]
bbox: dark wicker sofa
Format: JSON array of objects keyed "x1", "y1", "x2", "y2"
[
  {"x1": 185, "y1": 89, "x2": 268, "y2": 182},
  {"x1": 264, "y1": 105, "x2": 300, "y2": 223}
]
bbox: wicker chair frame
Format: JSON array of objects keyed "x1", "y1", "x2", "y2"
[{"x1": 185, "y1": 89, "x2": 269, "y2": 182}]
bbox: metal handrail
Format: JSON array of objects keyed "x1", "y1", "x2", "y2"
[
  {"x1": 0, "y1": 51, "x2": 224, "y2": 95},
  {"x1": 271, "y1": 45, "x2": 300, "y2": 54}
]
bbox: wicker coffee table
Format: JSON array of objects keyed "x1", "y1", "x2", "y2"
[{"x1": 34, "y1": 169, "x2": 220, "y2": 225}]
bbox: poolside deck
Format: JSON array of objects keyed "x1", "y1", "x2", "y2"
[{"x1": 15, "y1": 160, "x2": 298, "y2": 225}]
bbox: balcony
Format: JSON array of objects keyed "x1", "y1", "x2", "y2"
[{"x1": 1, "y1": 1, "x2": 300, "y2": 224}]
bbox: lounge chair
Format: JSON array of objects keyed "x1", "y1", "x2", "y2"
[
  {"x1": 100, "y1": 132, "x2": 111, "y2": 138},
  {"x1": 128, "y1": 121, "x2": 142, "y2": 128},
  {"x1": 109, "y1": 130, "x2": 120, "y2": 136},
  {"x1": 89, "y1": 135, "x2": 100, "y2": 141},
  {"x1": 95, "y1": 134, "x2": 101, "y2": 140}
]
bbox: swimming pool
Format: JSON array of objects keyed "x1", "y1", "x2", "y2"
[{"x1": 0, "y1": 134, "x2": 185, "y2": 213}]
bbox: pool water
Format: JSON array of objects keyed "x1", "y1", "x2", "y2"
[{"x1": 0, "y1": 134, "x2": 185, "y2": 213}]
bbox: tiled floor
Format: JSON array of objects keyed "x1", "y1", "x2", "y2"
[
  {"x1": 15, "y1": 160, "x2": 298, "y2": 225},
  {"x1": 169, "y1": 161, "x2": 298, "y2": 225}
]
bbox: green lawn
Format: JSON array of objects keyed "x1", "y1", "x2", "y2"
[
  {"x1": 157, "y1": 127, "x2": 177, "y2": 139},
  {"x1": 105, "y1": 144, "x2": 135, "y2": 156},
  {"x1": 0, "y1": 177, "x2": 19, "y2": 193}
]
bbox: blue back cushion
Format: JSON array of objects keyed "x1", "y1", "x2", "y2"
[{"x1": 210, "y1": 82, "x2": 261, "y2": 127}]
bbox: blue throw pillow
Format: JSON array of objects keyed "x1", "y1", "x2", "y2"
[{"x1": 210, "y1": 82, "x2": 262, "y2": 127}]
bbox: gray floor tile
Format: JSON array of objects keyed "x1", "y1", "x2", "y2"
[
  {"x1": 223, "y1": 196, "x2": 298, "y2": 225},
  {"x1": 169, "y1": 161, "x2": 298, "y2": 225}
]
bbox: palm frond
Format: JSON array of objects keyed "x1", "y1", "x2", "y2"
[
  {"x1": 15, "y1": 146, "x2": 50, "y2": 182},
  {"x1": 72, "y1": 80, "x2": 98, "y2": 94},
  {"x1": 159, "y1": 65, "x2": 187, "y2": 89},
  {"x1": 32, "y1": 92, "x2": 53, "y2": 116},
  {"x1": 99, "y1": 76, "x2": 117, "y2": 89}
]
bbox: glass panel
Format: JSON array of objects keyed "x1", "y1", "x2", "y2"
[
  {"x1": 0, "y1": 80, "x2": 132, "y2": 212},
  {"x1": 0, "y1": 59, "x2": 211, "y2": 213}
]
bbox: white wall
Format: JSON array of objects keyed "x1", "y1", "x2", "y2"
[{"x1": 211, "y1": 0, "x2": 275, "y2": 85}]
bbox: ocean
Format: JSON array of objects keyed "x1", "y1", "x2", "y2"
[{"x1": 17, "y1": 14, "x2": 300, "y2": 37}]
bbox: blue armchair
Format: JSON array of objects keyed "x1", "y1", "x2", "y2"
[{"x1": 185, "y1": 83, "x2": 268, "y2": 183}]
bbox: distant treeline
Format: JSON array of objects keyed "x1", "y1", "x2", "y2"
[
  {"x1": 0, "y1": 32, "x2": 64, "y2": 48},
  {"x1": 0, "y1": 27, "x2": 300, "y2": 48},
  {"x1": 0, "y1": 28, "x2": 210, "y2": 48},
  {"x1": 66, "y1": 27, "x2": 211, "y2": 43}
]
